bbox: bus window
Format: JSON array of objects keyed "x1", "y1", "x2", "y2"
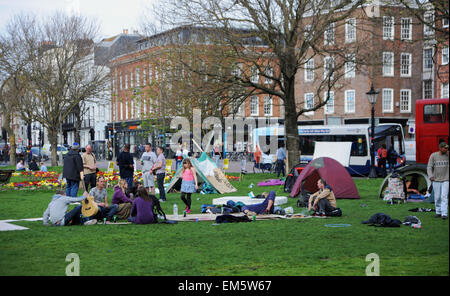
[
  {"x1": 424, "y1": 104, "x2": 447, "y2": 123},
  {"x1": 299, "y1": 135, "x2": 368, "y2": 157}
]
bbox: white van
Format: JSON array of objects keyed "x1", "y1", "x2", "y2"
[{"x1": 41, "y1": 144, "x2": 69, "y2": 160}]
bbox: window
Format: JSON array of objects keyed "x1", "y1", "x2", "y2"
[
  {"x1": 304, "y1": 93, "x2": 314, "y2": 115},
  {"x1": 136, "y1": 67, "x2": 140, "y2": 87},
  {"x1": 383, "y1": 16, "x2": 394, "y2": 40},
  {"x1": 345, "y1": 18, "x2": 356, "y2": 43},
  {"x1": 324, "y1": 56, "x2": 334, "y2": 79},
  {"x1": 304, "y1": 25, "x2": 312, "y2": 41},
  {"x1": 305, "y1": 59, "x2": 314, "y2": 82},
  {"x1": 345, "y1": 90, "x2": 355, "y2": 113},
  {"x1": 130, "y1": 72, "x2": 134, "y2": 88},
  {"x1": 442, "y1": 47, "x2": 449, "y2": 65},
  {"x1": 324, "y1": 23, "x2": 335, "y2": 45},
  {"x1": 423, "y1": 48, "x2": 433, "y2": 70},
  {"x1": 148, "y1": 68, "x2": 153, "y2": 83},
  {"x1": 423, "y1": 80, "x2": 433, "y2": 99},
  {"x1": 263, "y1": 96, "x2": 272, "y2": 116},
  {"x1": 250, "y1": 96, "x2": 259, "y2": 116},
  {"x1": 400, "y1": 89, "x2": 411, "y2": 113},
  {"x1": 250, "y1": 66, "x2": 259, "y2": 83},
  {"x1": 400, "y1": 53, "x2": 412, "y2": 77},
  {"x1": 125, "y1": 74, "x2": 128, "y2": 89},
  {"x1": 324, "y1": 91, "x2": 334, "y2": 114},
  {"x1": 383, "y1": 52, "x2": 394, "y2": 76},
  {"x1": 299, "y1": 135, "x2": 368, "y2": 157},
  {"x1": 443, "y1": 18, "x2": 449, "y2": 28},
  {"x1": 125, "y1": 100, "x2": 128, "y2": 119},
  {"x1": 142, "y1": 68, "x2": 147, "y2": 86},
  {"x1": 424, "y1": 12, "x2": 434, "y2": 35},
  {"x1": 119, "y1": 74, "x2": 122, "y2": 91},
  {"x1": 345, "y1": 54, "x2": 355, "y2": 78},
  {"x1": 231, "y1": 63, "x2": 242, "y2": 78},
  {"x1": 401, "y1": 18, "x2": 412, "y2": 40},
  {"x1": 441, "y1": 83, "x2": 449, "y2": 99},
  {"x1": 382, "y1": 88, "x2": 394, "y2": 112},
  {"x1": 424, "y1": 104, "x2": 447, "y2": 123}
]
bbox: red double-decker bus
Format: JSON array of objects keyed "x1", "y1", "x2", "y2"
[{"x1": 415, "y1": 98, "x2": 449, "y2": 164}]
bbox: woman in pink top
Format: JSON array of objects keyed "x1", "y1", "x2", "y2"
[{"x1": 180, "y1": 159, "x2": 198, "y2": 213}]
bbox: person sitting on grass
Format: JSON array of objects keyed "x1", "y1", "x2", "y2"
[
  {"x1": 16, "y1": 159, "x2": 25, "y2": 171},
  {"x1": 128, "y1": 186, "x2": 156, "y2": 224},
  {"x1": 308, "y1": 179, "x2": 337, "y2": 217},
  {"x1": 28, "y1": 158, "x2": 39, "y2": 171},
  {"x1": 242, "y1": 191, "x2": 276, "y2": 216},
  {"x1": 112, "y1": 179, "x2": 134, "y2": 220},
  {"x1": 40, "y1": 162, "x2": 48, "y2": 172},
  {"x1": 89, "y1": 176, "x2": 118, "y2": 223},
  {"x1": 43, "y1": 190, "x2": 96, "y2": 226}
]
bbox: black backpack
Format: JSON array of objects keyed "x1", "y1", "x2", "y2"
[
  {"x1": 215, "y1": 214, "x2": 252, "y2": 224},
  {"x1": 297, "y1": 190, "x2": 310, "y2": 208}
]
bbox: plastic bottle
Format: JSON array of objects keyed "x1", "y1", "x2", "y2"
[
  {"x1": 173, "y1": 204, "x2": 178, "y2": 217},
  {"x1": 248, "y1": 183, "x2": 254, "y2": 188},
  {"x1": 411, "y1": 223, "x2": 422, "y2": 229}
]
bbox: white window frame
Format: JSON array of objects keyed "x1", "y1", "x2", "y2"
[
  {"x1": 400, "y1": 53, "x2": 412, "y2": 77},
  {"x1": 231, "y1": 63, "x2": 242, "y2": 78},
  {"x1": 136, "y1": 67, "x2": 140, "y2": 87},
  {"x1": 250, "y1": 96, "x2": 259, "y2": 116},
  {"x1": 423, "y1": 47, "x2": 434, "y2": 71},
  {"x1": 305, "y1": 59, "x2": 314, "y2": 82},
  {"x1": 324, "y1": 23, "x2": 335, "y2": 45},
  {"x1": 250, "y1": 66, "x2": 259, "y2": 84},
  {"x1": 441, "y1": 83, "x2": 449, "y2": 99},
  {"x1": 323, "y1": 56, "x2": 335, "y2": 79},
  {"x1": 382, "y1": 52, "x2": 394, "y2": 77},
  {"x1": 124, "y1": 74, "x2": 128, "y2": 89},
  {"x1": 442, "y1": 46, "x2": 449, "y2": 65},
  {"x1": 443, "y1": 18, "x2": 449, "y2": 28},
  {"x1": 264, "y1": 66, "x2": 273, "y2": 84},
  {"x1": 400, "y1": 89, "x2": 411, "y2": 113},
  {"x1": 401, "y1": 18, "x2": 412, "y2": 40},
  {"x1": 382, "y1": 88, "x2": 394, "y2": 113},
  {"x1": 263, "y1": 96, "x2": 273, "y2": 116},
  {"x1": 424, "y1": 12, "x2": 434, "y2": 36},
  {"x1": 345, "y1": 54, "x2": 356, "y2": 78},
  {"x1": 344, "y1": 90, "x2": 356, "y2": 113},
  {"x1": 345, "y1": 18, "x2": 356, "y2": 43},
  {"x1": 423, "y1": 80, "x2": 433, "y2": 99},
  {"x1": 324, "y1": 91, "x2": 334, "y2": 114},
  {"x1": 304, "y1": 93, "x2": 314, "y2": 115},
  {"x1": 383, "y1": 16, "x2": 395, "y2": 40}
]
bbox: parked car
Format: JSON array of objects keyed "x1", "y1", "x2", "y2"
[
  {"x1": 30, "y1": 147, "x2": 49, "y2": 162},
  {"x1": 16, "y1": 145, "x2": 28, "y2": 158}
]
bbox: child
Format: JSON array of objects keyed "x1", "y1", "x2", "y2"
[
  {"x1": 40, "y1": 162, "x2": 48, "y2": 172},
  {"x1": 180, "y1": 158, "x2": 198, "y2": 214}
]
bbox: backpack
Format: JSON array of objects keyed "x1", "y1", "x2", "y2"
[
  {"x1": 296, "y1": 189, "x2": 310, "y2": 208},
  {"x1": 326, "y1": 208, "x2": 342, "y2": 217},
  {"x1": 150, "y1": 195, "x2": 166, "y2": 223}
]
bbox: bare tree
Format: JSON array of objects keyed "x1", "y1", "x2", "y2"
[
  {"x1": 151, "y1": 0, "x2": 374, "y2": 168},
  {"x1": 2, "y1": 12, "x2": 106, "y2": 166}
]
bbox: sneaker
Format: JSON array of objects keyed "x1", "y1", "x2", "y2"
[
  {"x1": 443, "y1": 216, "x2": 448, "y2": 220},
  {"x1": 159, "y1": 199, "x2": 166, "y2": 203},
  {"x1": 186, "y1": 208, "x2": 191, "y2": 214},
  {"x1": 435, "y1": 214, "x2": 442, "y2": 218},
  {"x1": 84, "y1": 219, "x2": 97, "y2": 225}
]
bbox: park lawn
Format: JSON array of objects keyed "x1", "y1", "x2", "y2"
[{"x1": 0, "y1": 173, "x2": 448, "y2": 276}]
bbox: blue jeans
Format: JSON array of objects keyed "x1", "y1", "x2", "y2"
[
  {"x1": 125, "y1": 177, "x2": 134, "y2": 190},
  {"x1": 66, "y1": 179, "x2": 80, "y2": 197},
  {"x1": 157, "y1": 173, "x2": 166, "y2": 200},
  {"x1": 63, "y1": 205, "x2": 82, "y2": 226},
  {"x1": 276, "y1": 159, "x2": 285, "y2": 177},
  {"x1": 98, "y1": 204, "x2": 119, "y2": 221}
]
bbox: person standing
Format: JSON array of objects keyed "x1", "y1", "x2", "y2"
[
  {"x1": 175, "y1": 143, "x2": 183, "y2": 170},
  {"x1": 63, "y1": 143, "x2": 84, "y2": 197},
  {"x1": 152, "y1": 146, "x2": 167, "y2": 202},
  {"x1": 213, "y1": 142, "x2": 221, "y2": 167},
  {"x1": 427, "y1": 142, "x2": 449, "y2": 220},
  {"x1": 140, "y1": 143, "x2": 157, "y2": 194},
  {"x1": 117, "y1": 144, "x2": 134, "y2": 190},
  {"x1": 82, "y1": 144, "x2": 97, "y2": 192},
  {"x1": 276, "y1": 143, "x2": 287, "y2": 177},
  {"x1": 377, "y1": 144, "x2": 388, "y2": 177},
  {"x1": 179, "y1": 158, "x2": 198, "y2": 214}
]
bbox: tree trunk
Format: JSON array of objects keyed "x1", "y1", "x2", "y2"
[
  {"x1": 4, "y1": 113, "x2": 17, "y2": 166},
  {"x1": 48, "y1": 128, "x2": 59, "y2": 167},
  {"x1": 283, "y1": 79, "x2": 300, "y2": 170}
]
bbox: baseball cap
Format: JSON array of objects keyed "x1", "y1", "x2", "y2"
[
  {"x1": 72, "y1": 142, "x2": 80, "y2": 150},
  {"x1": 439, "y1": 142, "x2": 448, "y2": 149}
]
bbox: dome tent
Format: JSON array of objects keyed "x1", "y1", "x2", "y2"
[{"x1": 289, "y1": 157, "x2": 360, "y2": 199}]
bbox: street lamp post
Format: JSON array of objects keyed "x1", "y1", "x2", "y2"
[{"x1": 366, "y1": 84, "x2": 379, "y2": 179}]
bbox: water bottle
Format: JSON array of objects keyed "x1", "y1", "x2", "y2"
[
  {"x1": 248, "y1": 183, "x2": 254, "y2": 188},
  {"x1": 173, "y1": 204, "x2": 178, "y2": 218},
  {"x1": 411, "y1": 223, "x2": 422, "y2": 229}
]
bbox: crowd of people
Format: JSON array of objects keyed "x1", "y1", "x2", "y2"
[{"x1": 38, "y1": 139, "x2": 449, "y2": 226}]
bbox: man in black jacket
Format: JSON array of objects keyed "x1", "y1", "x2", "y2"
[
  {"x1": 63, "y1": 143, "x2": 84, "y2": 197},
  {"x1": 117, "y1": 144, "x2": 134, "y2": 189}
]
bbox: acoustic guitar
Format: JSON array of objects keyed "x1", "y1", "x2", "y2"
[{"x1": 79, "y1": 174, "x2": 99, "y2": 217}]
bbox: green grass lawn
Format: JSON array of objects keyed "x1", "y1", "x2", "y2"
[{"x1": 0, "y1": 172, "x2": 448, "y2": 276}]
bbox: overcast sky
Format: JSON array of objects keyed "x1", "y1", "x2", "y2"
[{"x1": 0, "y1": 0, "x2": 157, "y2": 39}]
